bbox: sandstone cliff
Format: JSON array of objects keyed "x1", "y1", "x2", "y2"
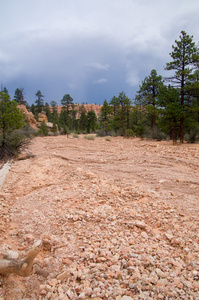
[
  {"x1": 53, "y1": 104, "x2": 102, "y2": 117},
  {"x1": 17, "y1": 104, "x2": 102, "y2": 130},
  {"x1": 17, "y1": 105, "x2": 38, "y2": 130}
]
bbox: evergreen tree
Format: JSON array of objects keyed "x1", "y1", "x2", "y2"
[
  {"x1": 135, "y1": 69, "x2": 163, "y2": 129},
  {"x1": 129, "y1": 105, "x2": 146, "y2": 138},
  {"x1": 60, "y1": 94, "x2": 74, "y2": 129},
  {"x1": 50, "y1": 101, "x2": 59, "y2": 126},
  {"x1": 158, "y1": 85, "x2": 181, "y2": 144},
  {"x1": 109, "y1": 96, "x2": 119, "y2": 116},
  {"x1": 14, "y1": 88, "x2": 27, "y2": 106},
  {"x1": 79, "y1": 105, "x2": 87, "y2": 132},
  {"x1": 117, "y1": 91, "x2": 132, "y2": 136},
  {"x1": 87, "y1": 110, "x2": 97, "y2": 133},
  {"x1": 38, "y1": 120, "x2": 49, "y2": 136},
  {"x1": 59, "y1": 109, "x2": 69, "y2": 128},
  {"x1": 109, "y1": 96, "x2": 120, "y2": 134},
  {"x1": 186, "y1": 69, "x2": 199, "y2": 123},
  {"x1": 0, "y1": 92, "x2": 26, "y2": 160},
  {"x1": 70, "y1": 103, "x2": 77, "y2": 130},
  {"x1": 61, "y1": 94, "x2": 73, "y2": 113},
  {"x1": 50, "y1": 101, "x2": 58, "y2": 115},
  {"x1": 100, "y1": 99, "x2": 112, "y2": 135},
  {"x1": 1, "y1": 86, "x2": 9, "y2": 94},
  {"x1": 30, "y1": 104, "x2": 36, "y2": 119},
  {"x1": 43, "y1": 102, "x2": 52, "y2": 122},
  {"x1": 35, "y1": 90, "x2": 44, "y2": 113},
  {"x1": 165, "y1": 31, "x2": 199, "y2": 143}
]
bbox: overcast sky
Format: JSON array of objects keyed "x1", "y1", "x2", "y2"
[{"x1": 0, "y1": 0, "x2": 199, "y2": 105}]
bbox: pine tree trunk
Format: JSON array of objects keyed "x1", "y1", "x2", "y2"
[
  {"x1": 180, "y1": 116, "x2": 184, "y2": 144},
  {"x1": 152, "y1": 113, "x2": 156, "y2": 129},
  {"x1": 180, "y1": 62, "x2": 185, "y2": 144},
  {"x1": 173, "y1": 122, "x2": 177, "y2": 145},
  {"x1": 122, "y1": 105, "x2": 125, "y2": 136}
]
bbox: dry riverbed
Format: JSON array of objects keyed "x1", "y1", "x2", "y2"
[{"x1": 0, "y1": 136, "x2": 199, "y2": 299}]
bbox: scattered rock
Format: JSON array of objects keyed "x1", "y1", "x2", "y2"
[
  {"x1": 56, "y1": 270, "x2": 70, "y2": 281},
  {"x1": 1, "y1": 136, "x2": 199, "y2": 299}
]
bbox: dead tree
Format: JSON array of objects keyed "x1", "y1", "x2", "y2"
[{"x1": 0, "y1": 244, "x2": 41, "y2": 277}]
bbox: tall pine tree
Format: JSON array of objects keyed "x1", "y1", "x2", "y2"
[
  {"x1": 165, "y1": 31, "x2": 199, "y2": 143},
  {"x1": 135, "y1": 69, "x2": 163, "y2": 129}
]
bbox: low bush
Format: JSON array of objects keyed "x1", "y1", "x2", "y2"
[
  {"x1": 48, "y1": 131, "x2": 59, "y2": 136},
  {"x1": 125, "y1": 129, "x2": 134, "y2": 138},
  {"x1": 145, "y1": 127, "x2": 167, "y2": 141},
  {"x1": 38, "y1": 121, "x2": 49, "y2": 136},
  {"x1": 96, "y1": 129, "x2": 123, "y2": 137},
  {"x1": 60, "y1": 125, "x2": 70, "y2": 136},
  {"x1": 0, "y1": 126, "x2": 36, "y2": 160},
  {"x1": 96, "y1": 129, "x2": 105, "y2": 137},
  {"x1": 184, "y1": 127, "x2": 199, "y2": 143},
  {"x1": 84, "y1": 135, "x2": 95, "y2": 140}
]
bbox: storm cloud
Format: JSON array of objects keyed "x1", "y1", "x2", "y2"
[{"x1": 0, "y1": 0, "x2": 199, "y2": 104}]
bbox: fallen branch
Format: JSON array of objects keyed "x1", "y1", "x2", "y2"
[{"x1": 0, "y1": 245, "x2": 40, "y2": 277}]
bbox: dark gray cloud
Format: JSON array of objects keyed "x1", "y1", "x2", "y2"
[{"x1": 0, "y1": 0, "x2": 199, "y2": 105}]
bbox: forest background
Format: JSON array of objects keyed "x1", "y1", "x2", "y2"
[{"x1": 0, "y1": 31, "x2": 199, "y2": 160}]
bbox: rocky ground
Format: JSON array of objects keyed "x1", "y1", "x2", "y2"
[{"x1": 0, "y1": 135, "x2": 199, "y2": 300}]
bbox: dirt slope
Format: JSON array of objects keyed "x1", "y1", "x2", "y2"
[{"x1": 0, "y1": 136, "x2": 199, "y2": 299}]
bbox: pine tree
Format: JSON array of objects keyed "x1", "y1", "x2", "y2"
[
  {"x1": 117, "y1": 91, "x2": 132, "y2": 136},
  {"x1": 135, "y1": 69, "x2": 163, "y2": 129},
  {"x1": 87, "y1": 111, "x2": 97, "y2": 133},
  {"x1": 61, "y1": 94, "x2": 73, "y2": 113},
  {"x1": 100, "y1": 100, "x2": 112, "y2": 135},
  {"x1": 158, "y1": 85, "x2": 181, "y2": 144},
  {"x1": 0, "y1": 92, "x2": 26, "y2": 160},
  {"x1": 35, "y1": 90, "x2": 44, "y2": 113},
  {"x1": 14, "y1": 88, "x2": 27, "y2": 106},
  {"x1": 165, "y1": 31, "x2": 199, "y2": 143},
  {"x1": 79, "y1": 105, "x2": 87, "y2": 132}
]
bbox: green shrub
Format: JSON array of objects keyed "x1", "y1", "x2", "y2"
[
  {"x1": 0, "y1": 126, "x2": 35, "y2": 159},
  {"x1": 145, "y1": 127, "x2": 167, "y2": 141},
  {"x1": 125, "y1": 129, "x2": 134, "y2": 138},
  {"x1": 48, "y1": 131, "x2": 59, "y2": 136},
  {"x1": 73, "y1": 133, "x2": 79, "y2": 138},
  {"x1": 134, "y1": 125, "x2": 145, "y2": 138},
  {"x1": 105, "y1": 136, "x2": 111, "y2": 141},
  {"x1": 84, "y1": 135, "x2": 95, "y2": 140},
  {"x1": 96, "y1": 129, "x2": 105, "y2": 137},
  {"x1": 38, "y1": 121, "x2": 49, "y2": 136},
  {"x1": 184, "y1": 127, "x2": 199, "y2": 143},
  {"x1": 60, "y1": 125, "x2": 70, "y2": 136},
  {"x1": 52, "y1": 122, "x2": 58, "y2": 133}
]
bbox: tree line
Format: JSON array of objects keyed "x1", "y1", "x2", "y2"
[
  {"x1": 100, "y1": 31, "x2": 199, "y2": 144},
  {"x1": 1, "y1": 30, "x2": 199, "y2": 160},
  {"x1": 29, "y1": 92, "x2": 98, "y2": 135},
  {"x1": 13, "y1": 30, "x2": 199, "y2": 143},
  {"x1": 0, "y1": 88, "x2": 99, "y2": 160}
]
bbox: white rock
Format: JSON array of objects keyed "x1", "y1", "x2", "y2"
[{"x1": 2, "y1": 250, "x2": 19, "y2": 260}]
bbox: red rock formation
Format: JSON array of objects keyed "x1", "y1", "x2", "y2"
[
  {"x1": 17, "y1": 105, "x2": 38, "y2": 130},
  {"x1": 38, "y1": 111, "x2": 48, "y2": 123},
  {"x1": 83, "y1": 104, "x2": 102, "y2": 117},
  {"x1": 17, "y1": 104, "x2": 102, "y2": 130},
  {"x1": 51, "y1": 104, "x2": 102, "y2": 117}
]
